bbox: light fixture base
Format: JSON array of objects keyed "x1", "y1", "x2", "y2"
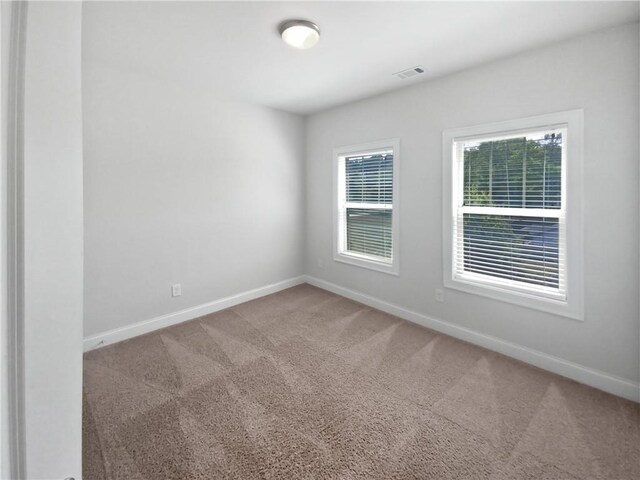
[{"x1": 278, "y1": 19, "x2": 320, "y2": 50}]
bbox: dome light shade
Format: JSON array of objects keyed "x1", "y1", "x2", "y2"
[{"x1": 279, "y1": 20, "x2": 320, "y2": 50}]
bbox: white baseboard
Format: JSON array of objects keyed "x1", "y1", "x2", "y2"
[
  {"x1": 305, "y1": 275, "x2": 640, "y2": 403},
  {"x1": 83, "y1": 273, "x2": 639, "y2": 402},
  {"x1": 83, "y1": 276, "x2": 306, "y2": 352}
]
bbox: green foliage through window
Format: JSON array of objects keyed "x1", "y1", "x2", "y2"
[
  {"x1": 463, "y1": 133, "x2": 562, "y2": 209},
  {"x1": 460, "y1": 133, "x2": 562, "y2": 289}
]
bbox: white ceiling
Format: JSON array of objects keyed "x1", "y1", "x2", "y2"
[{"x1": 82, "y1": 1, "x2": 639, "y2": 115}]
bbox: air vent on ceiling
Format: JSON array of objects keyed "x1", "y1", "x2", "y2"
[{"x1": 393, "y1": 65, "x2": 425, "y2": 80}]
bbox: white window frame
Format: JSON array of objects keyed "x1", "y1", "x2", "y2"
[
  {"x1": 333, "y1": 139, "x2": 400, "y2": 275},
  {"x1": 443, "y1": 110, "x2": 583, "y2": 320}
]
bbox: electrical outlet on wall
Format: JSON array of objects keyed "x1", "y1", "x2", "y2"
[
  {"x1": 172, "y1": 284, "x2": 182, "y2": 297},
  {"x1": 435, "y1": 288, "x2": 444, "y2": 303}
]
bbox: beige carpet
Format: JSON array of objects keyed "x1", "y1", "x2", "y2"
[{"x1": 83, "y1": 284, "x2": 639, "y2": 479}]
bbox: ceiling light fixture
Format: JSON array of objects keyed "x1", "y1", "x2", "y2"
[{"x1": 279, "y1": 20, "x2": 320, "y2": 50}]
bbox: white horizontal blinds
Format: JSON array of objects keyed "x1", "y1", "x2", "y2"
[
  {"x1": 454, "y1": 129, "x2": 566, "y2": 296},
  {"x1": 455, "y1": 215, "x2": 561, "y2": 289},
  {"x1": 463, "y1": 132, "x2": 562, "y2": 209},
  {"x1": 342, "y1": 151, "x2": 393, "y2": 261},
  {"x1": 346, "y1": 208, "x2": 392, "y2": 259}
]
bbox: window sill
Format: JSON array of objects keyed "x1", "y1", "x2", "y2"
[
  {"x1": 334, "y1": 252, "x2": 399, "y2": 276},
  {"x1": 444, "y1": 275, "x2": 583, "y2": 321}
]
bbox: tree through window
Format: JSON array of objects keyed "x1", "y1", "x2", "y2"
[{"x1": 461, "y1": 132, "x2": 563, "y2": 289}]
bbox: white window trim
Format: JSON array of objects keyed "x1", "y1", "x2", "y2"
[
  {"x1": 443, "y1": 110, "x2": 584, "y2": 320},
  {"x1": 333, "y1": 139, "x2": 400, "y2": 275}
]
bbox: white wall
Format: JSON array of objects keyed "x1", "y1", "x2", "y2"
[
  {"x1": 22, "y1": 2, "x2": 84, "y2": 478},
  {"x1": 82, "y1": 57, "x2": 305, "y2": 337},
  {"x1": 305, "y1": 23, "x2": 640, "y2": 385}
]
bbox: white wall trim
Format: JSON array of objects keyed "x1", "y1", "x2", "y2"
[
  {"x1": 3, "y1": 2, "x2": 28, "y2": 478},
  {"x1": 83, "y1": 276, "x2": 306, "y2": 352},
  {"x1": 305, "y1": 275, "x2": 640, "y2": 403},
  {"x1": 442, "y1": 109, "x2": 584, "y2": 321},
  {"x1": 333, "y1": 138, "x2": 400, "y2": 276},
  {"x1": 83, "y1": 272, "x2": 639, "y2": 402}
]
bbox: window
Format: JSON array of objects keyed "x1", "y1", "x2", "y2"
[
  {"x1": 334, "y1": 139, "x2": 399, "y2": 275},
  {"x1": 443, "y1": 111, "x2": 583, "y2": 319}
]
